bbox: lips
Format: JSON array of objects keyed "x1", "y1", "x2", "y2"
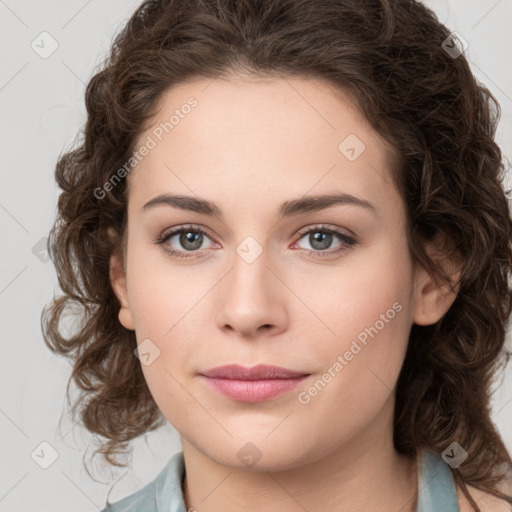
[
  {"x1": 199, "y1": 364, "x2": 310, "y2": 402},
  {"x1": 200, "y1": 364, "x2": 308, "y2": 380}
]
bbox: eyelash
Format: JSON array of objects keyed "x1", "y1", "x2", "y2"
[{"x1": 154, "y1": 223, "x2": 358, "y2": 260}]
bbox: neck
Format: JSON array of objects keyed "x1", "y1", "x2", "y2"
[{"x1": 180, "y1": 401, "x2": 418, "y2": 512}]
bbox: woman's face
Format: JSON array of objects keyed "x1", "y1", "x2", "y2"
[{"x1": 111, "y1": 74, "x2": 445, "y2": 470}]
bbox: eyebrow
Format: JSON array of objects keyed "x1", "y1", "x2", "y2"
[{"x1": 141, "y1": 192, "x2": 378, "y2": 218}]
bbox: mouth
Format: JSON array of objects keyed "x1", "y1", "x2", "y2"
[{"x1": 199, "y1": 364, "x2": 311, "y2": 402}]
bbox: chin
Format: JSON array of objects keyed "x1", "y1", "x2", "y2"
[{"x1": 193, "y1": 435, "x2": 322, "y2": 473}]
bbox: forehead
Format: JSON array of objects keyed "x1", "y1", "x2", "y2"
[{"x1": 128, "y1": 75, "x2": 400, "y2": 219}]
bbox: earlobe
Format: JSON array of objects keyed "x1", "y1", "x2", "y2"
[
  {"x1": 412, "y1": 238, "x2": 462, "y2": 326},
  {"x1": 109, "y1": 252, "x2": 135, "y2": 331}
]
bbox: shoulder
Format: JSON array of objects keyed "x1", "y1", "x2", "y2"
[{"x1": 457, "y1": 483, "x2": 512, "y2": 512}]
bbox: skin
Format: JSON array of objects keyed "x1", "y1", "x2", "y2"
[{"x1": 110, "y1": 74, "x2": 462, "y2": 512}]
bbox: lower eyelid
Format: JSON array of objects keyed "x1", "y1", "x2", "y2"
[{"x1": 157, "y1": 226, "x2": 357, "y2": 258}]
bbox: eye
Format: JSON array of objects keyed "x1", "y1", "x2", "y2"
[
  {"x1": 155, "y1": 223, "x2": 358, "y2": 260},
  {"x1": 155, "y1": 224, "x2": 218, "y2": 259},
  {"x1": 292, "y1": 225, "x2": 358, "y2": 259}
]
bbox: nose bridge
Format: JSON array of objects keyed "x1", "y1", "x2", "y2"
[
  {"x1": 214, "y1": 233, "x2": 288, "y2": 335},
  {"x1": 227, "y1": 236, "x2": 273, "y2": 309}
]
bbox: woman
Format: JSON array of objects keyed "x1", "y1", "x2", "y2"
[{"x1": 42, "y1": 0, "x2": 512, "y2": 510}]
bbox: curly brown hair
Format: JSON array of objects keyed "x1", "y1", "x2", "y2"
[{"x1": 41, "y1": 0, "x2": 512, "y2": 508}]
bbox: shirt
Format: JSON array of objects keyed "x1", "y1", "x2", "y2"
[{"x1": 101, "y1": 448, "x2": 460, "y2": 512}]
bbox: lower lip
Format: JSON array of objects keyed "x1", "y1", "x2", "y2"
[{"x1": 201, "y1": 376, "x2": 309, "y2": 402}]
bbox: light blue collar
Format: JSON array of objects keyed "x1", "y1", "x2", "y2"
[{"x1": 416, "y1": 448, "x2": 460, "y2": 512}]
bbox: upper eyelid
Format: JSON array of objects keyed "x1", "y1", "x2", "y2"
[
  {"x1": 160, "y1": 223, "x2": 355, "y2": 245},
  {"x1": 160, "y1": 224, "x2": 215, "y2": 241},
  {"x1": 295, "y1": 224, "x2": 355, "y2": 239}
]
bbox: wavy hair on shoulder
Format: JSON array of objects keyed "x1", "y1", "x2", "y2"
[{"x1": 41, "y1": 0, "x2": 512, "y2": 509}]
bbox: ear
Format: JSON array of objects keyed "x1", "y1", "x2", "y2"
[
  {"x1": 109, "y1": 229, "x2": 135, "y2": 331},
  {"x1": 412, "y1": 234, "x2": 462, "y2": 326}
]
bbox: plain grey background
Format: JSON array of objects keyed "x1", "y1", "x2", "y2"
[{"x1": 1, "y1": 1, "x2": 511, "y2": 511}]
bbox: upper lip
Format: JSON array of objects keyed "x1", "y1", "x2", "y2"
[{"x1": 200, "y1": 364, "x2": 309, "y2": 380}]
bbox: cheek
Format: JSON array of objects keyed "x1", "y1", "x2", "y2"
[
  {"x1": 134, "y1": 299, "x2": 203, "y2": 429},
  {"x1": 126, "y1": 237, "x2": 211, "y2": 337},
  {"x1": 292, "y1": 290, "x2": 412, "y2": 454},
  {"x1": 295, "y1": 240, "x2": 414, "y2": 399},
  {"x1": 295, "y1": 237, "x2": 412, "y2": 347},
  {"x1": 125, "y1": 243, "x2": 204, "y2": 411}
]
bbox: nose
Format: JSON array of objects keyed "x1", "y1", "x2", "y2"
[{"x1": 214, "y1": 244, "x2": 289, "y2": 339}]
